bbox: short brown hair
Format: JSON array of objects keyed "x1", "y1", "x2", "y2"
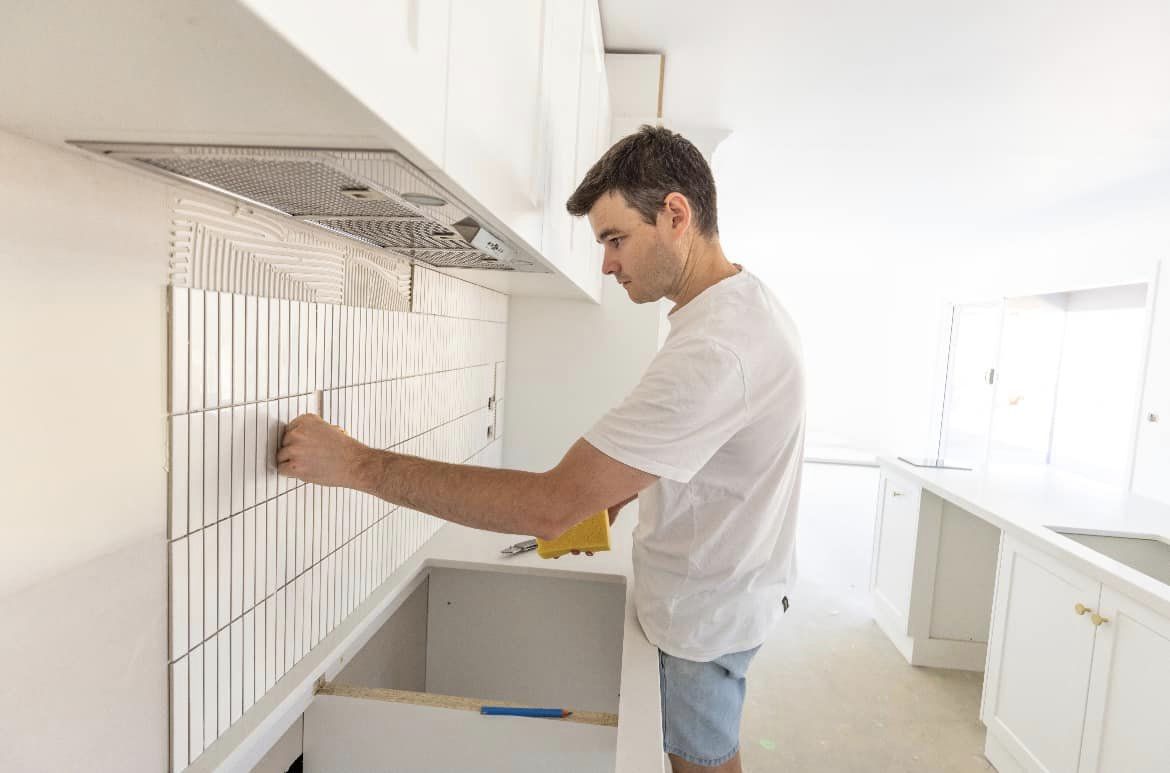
[{"x1": 566, "y1": 125, "x2": 719, "y2": 238}]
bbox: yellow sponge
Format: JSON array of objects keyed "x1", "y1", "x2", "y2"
[{"x1": 536, "y1": 510, "x2": 611, "y2": 559}]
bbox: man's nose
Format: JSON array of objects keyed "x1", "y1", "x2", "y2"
[{"x1": 601, "y1": 253, "x2": 620, "y2": 276}]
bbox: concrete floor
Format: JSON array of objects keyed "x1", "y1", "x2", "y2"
[{"x1": 738, "y1": 464, "x2": 995, "y2": 773}]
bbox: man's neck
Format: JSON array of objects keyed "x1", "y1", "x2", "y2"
[{"x1": 667, "y1": 237, "x2": 741, "y2": 315}]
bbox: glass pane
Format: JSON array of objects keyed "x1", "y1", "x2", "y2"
[{"x1": 940, "y1": 303, "x2": 1002, "y2": 464}]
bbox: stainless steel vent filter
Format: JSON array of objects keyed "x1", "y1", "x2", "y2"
[{"x1": 71, "y1": 143, "x2": 549, "y2": 273}]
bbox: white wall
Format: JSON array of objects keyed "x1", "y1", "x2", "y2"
[
  {"x1": 504, "y1": 281, "x2": 660, "y2": 472},
  {"x1": 0, "y1": 130, "x2": 171, "y2": 771}
]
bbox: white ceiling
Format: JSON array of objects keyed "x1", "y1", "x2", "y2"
[{"x1": 600, "y1": 0, "x2": 1170, "y2": 251}]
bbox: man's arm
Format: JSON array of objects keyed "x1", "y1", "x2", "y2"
[{"x1": 276, "y1": 414, "x2": 656, "y2": 540}]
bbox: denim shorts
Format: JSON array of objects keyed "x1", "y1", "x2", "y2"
[{"x1": 658, "y1": 645, "x2": 761, "y2": 766}]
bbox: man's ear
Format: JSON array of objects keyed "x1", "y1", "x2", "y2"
[{"x1": 662, "y1": 192, "x2": 692, "y2": 236}]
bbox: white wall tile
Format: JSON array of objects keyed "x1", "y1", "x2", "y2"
[
  {"x1": 242, "y1": 609, "x2": 255, "y2": 712},
  {"x1": 217, "y1": 521, "x2": 231, "y2": 630},
  {"x1": 298, "y1": 301, "x2": 310, "y2": 394},
  {"x1": 219, "y1": 292, "x2": 233, "y2": 407},
  {"x1": 231, "y1": 407, "x2": 245, "y2": 516},
  {"x1": 189, "y1": 289, "x2": 205, "y2": 411},
  {"x1": 203, "y1": 526, "x2": 217, "y2": 645},
  {"x1": 204, "y1": 291, "x2": 219, "y2": 409},
  {"x1": 171, "y1": 287, "x2": 189, "y2": 416},
  {"x1": 245, "y1": 296, "x2": 258, "y2": 404},
  {"x1": 277, "y1": 299, "x2": 290, "y2": 398},
  {"x1": 254, "y1": 599, "x2": 267, "y2": 698},
  {"x1": 170, "y1": 415, "x2": 188, "y2": 540},
  {"x1": 202, "y1": 636, "x2": 217, "y2": 747},
  {"x1": 232, "y1": 294, "x2": 246, "y2": 407},
  {"x1": 243, "y1": 403, "x2": 258, "y2": 510},
  {"x1": 188, "y1": 644, "x2": 204, "y2": 760},
  {"x1": 188, "y1": 530, "x2": 204, "y2": 647},
  {"x1": 230, "y1": 514, "x2": 243, "y2": 621},
  {"x1": 230, "y1": 618, "x2": 243, "y2": 724},
  {"x1": 170, "y1": 538, "x2": 189, "y2": 661},
  {"x1": 217, "y1": 630, "x2": 230, "y2": 734},
  {"x1": 217, "y1": 409, "x2": 232, "y2": 521},
  {"x1": 243, "y1": 506, "x2": 256, "y2": 612}
]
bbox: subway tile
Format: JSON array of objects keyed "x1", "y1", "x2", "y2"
[
  {"x1": 231, "y1": 514, "x2": 244, "y2": 621},
  {"x1": 189, "y1": 289, "x2": 204, "y2": 411},
  {"x1": 203, "y1": 526, "x2": 217, "y2": 644},
  {"x1": 219, "y1": 291, "x2": 233, "y2": 407},
  {"x1": 230, "y1": 618, "x2": 243, "y2": 724},
  {"x1": 243, "y1": 506, "x2": 256, "y2": 612},
  {"x1": 170, "y1": 537, "x2": 189, "y2": 660},
  {"x1": 242, "y1": 402, "x2": 258, "y2": 510},
  {"x1": 188, "y1": 530, "x2": 204, "y2": 647},
  {"x1": 232, "y1": 294, "x2": 246, "y2": 407},
  {"x1": 204, "y1": 291, "x2": 219, "y2": 409},
  {"x1": 254, "y1": 598, "x2": 267, "y2": 698},
  {"x1": 203, "y1": 634, "x2": 218, "y2": 747},
  {"x1": 265, "y1": 500, "x2": 277, "y2": 599},
  {"x1": 217, "y1": 409, "x2": 232, "y2": 521},
  {"x1": 188, "y1": 644, "x2": 204, "y2": 759},
  {"x1": 257, "y1": 297, "x2": 271, "y2": 402},
  {"x1": 171, "y1": 287, "x2": 189, "y2": 416},
  {"x1": 273, "y1": 587, "x2": 286, "y2": 678},
  {"x1": 171, "y1": 655, "x2": 189, "y2": 772},
  {"x1": 217, "y1": 629, "x2": 230, "y2": 734},
  {"x1": 288, "y1": 300, "x2": 300, "y2": 400},
  {"x1": 264, "y1": 597, "x2": 277, "y2": 691},
  {"x1": 231, "y1": 407, "x2": 245, "y2": 515},
  {"x1": 264, "y1": 401, "x2": 280, "y2": 500},
  {"x1": 244, "y1": 295, "x2": 258, "y2": 404},
  {"x1": 170, "y1": 415, "x2": 188, "y2": 540},
  {"x1": 298, "y1": 301, "x2": 310, "y2": 394},
  {"x1": 277, "y1": 299, "x2": 291, "y2": 397},
  {"x1": 218, "y1": 520, "x2": 231, "y2": 630},
  {"x1": 242, "y1": 608, "x2": 255, "y2": 712}
]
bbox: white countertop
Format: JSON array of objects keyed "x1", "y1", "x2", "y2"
[
  {"x1": 880, "y1": 456, "x2": 1170, "y2": 619},
  {"x1": 198, "y1": 507, "x2": 663, "y2": 773}
]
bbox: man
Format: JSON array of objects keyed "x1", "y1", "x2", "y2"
[{"x1": 278, "y1": 126, "x2": 806, "y2": 773}]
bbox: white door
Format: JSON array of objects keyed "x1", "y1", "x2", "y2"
[
  {"x1": 870, "y1": 474, "x2": 921, "y2": 632},
  {"x1": 939, "y1": 302, "x2": 1003, "y2": 465},
  {"x1": 1131, "y1": 265, "x2": 1170, "y2": 504},
  {"x1": 1078, "y1": 587, "x2": 1170, "y2": 772},
  {"x1": 982, "y1": 538, "x2": 1101, "y2": 773}
]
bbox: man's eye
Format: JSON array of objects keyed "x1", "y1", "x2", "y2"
[{"x1": 610, "y1": 237, "x2": 623, "y2": 248}]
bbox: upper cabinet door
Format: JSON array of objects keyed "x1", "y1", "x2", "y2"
[
  {"x1": 567, "y1": 0, "x2": 606, "y2": 297},
  {"x1": 443, "y1": 0, "x2": 545, "y2": 250},
  {"x1": 538, "y1": 0, "x2": 586, "y2": 273},
  {"x1": 240, "y1": 0, "x2": 452, "y2": 166}
]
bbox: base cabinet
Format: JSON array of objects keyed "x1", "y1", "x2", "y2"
[{"x1": 983, "y1": 537, "x2": 1170, "y2": 773}]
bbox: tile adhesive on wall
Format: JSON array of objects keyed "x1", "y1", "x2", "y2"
[{"x1": 165, "y1": 194, "x2": 508, "y2": 771}]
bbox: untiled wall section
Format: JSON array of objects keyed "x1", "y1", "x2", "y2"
[{"x1": 164, "y1": 194, "x2": 509, "y2": 772}]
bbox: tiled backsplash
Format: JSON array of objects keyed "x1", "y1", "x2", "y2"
[{"x1": 165, "y1": 197, "x2": 508, "y2": 771}]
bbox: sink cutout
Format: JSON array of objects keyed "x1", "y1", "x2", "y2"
[{"x1": 1048, "y1": 528, "x2": 1170, "y2": 587}]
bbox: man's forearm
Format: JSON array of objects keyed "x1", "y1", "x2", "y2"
[{"x1": 347, "y1": 447, "x2": 579, "y2": 540}]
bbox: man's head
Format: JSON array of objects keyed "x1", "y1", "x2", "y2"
[{"x1": 566, "y1": 126, "x2": 719, "y2": 303}]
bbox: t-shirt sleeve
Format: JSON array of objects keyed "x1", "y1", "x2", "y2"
[{"x1": 583, "y1": 338, "x2": 748, "y2": 483}]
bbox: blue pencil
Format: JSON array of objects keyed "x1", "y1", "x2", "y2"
[{"x1": 480, "y1": 706, "x2": 572, "y2": 718}]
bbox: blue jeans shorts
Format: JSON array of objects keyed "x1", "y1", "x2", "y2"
[{"x1": 658, "y1": 645, "x2": 761, "y2": 767}]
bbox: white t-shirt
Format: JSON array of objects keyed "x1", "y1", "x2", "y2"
[{"x1": 584, "y1": 267, "x2": 806, "y2": 662}]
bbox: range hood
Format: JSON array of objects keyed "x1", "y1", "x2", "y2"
[{"x1": 72, "y1": 142, "x2": 549, "y2": 273}]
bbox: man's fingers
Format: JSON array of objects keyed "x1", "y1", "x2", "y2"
[{"x1": 276, "y1": 446, "x2": 295, "y2": 464}]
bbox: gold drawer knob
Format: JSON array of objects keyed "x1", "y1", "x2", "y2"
[
  {"x1": 1075, "y1": 603, "x2": 1091, "y2": 616},
  {"x1": 1091, "y1": 613, "x2": 1109, "y2": 626}
]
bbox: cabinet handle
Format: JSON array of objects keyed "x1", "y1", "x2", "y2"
[
  {"x1": 1075, "y1": 603, "x2": 1092, "y2": 616},
  {"x1": 1091, "y1": 612, "x2": 1109, "y2": 626},
  {"x1": 891, "y1": 491, "x2": 904, "y2": 498}
]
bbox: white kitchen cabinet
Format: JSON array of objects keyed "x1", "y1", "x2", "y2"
[
  {"x1": 982, "y1": 537, "x2": 1101, "y2": 773},
  {"x1": 870, "y1": 469, "x2": 1001, "y2": 671},
  {"x1": 566, "y1": 0, "x2": 608, "y2": 297},
  {"x1": 983, "y1": 536, "x2": 1170, "y2": 772},
  {"x1": 443, "y1": 0, "x2": 546, "y2": 250},
  {"x1": 871, "y1": 472, "x2": 922, "y2": 630},
  {"x1": 240, "y1": 0, "x2": 452, "y2": 166},
  {"x1": 538, "y1": 0, "x2": 587, "y2": 277},
  {"x1": 1131, "y1": 263, "x2": 1170, "y2": 505},
  {"x1": 1078, "y1": 586, "x2": 1170, "y2": 772}
]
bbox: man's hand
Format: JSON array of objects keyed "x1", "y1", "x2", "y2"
[{"x1": 276, "y1": 414, "x2": 369, "y2": 488}]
